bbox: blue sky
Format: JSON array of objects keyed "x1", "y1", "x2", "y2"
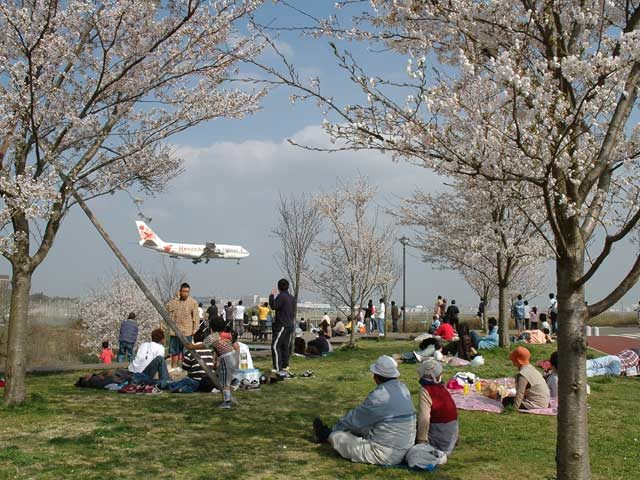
[{"x1": 6, "y1": 1, "x2": 640, "y2": 313}]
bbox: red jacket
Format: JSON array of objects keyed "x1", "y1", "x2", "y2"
[
  {"x1": 423, "y1": 383, "x2": 458, "y2": 424},
  {"x1": 435, "y1": 323, "x2": 455, "y2": 341}
]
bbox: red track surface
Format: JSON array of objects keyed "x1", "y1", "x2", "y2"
[{"x1": 587, "y1": 336, "x2": 640, "y2": 355}]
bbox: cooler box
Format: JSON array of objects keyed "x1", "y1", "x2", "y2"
[{"x1": 233, "y1": 368, "x2": 261, "y2": 383}]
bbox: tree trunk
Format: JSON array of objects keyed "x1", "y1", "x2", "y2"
[
  {"x1": 291, "y1": 273, "x2": 300, "y2": 355},
  {"x1": 3, "y1": 267, "x2": 32, "y2": 406},
  {"x1": 349, "y1": 306, "x2": 356, "y2": 347},
  {"x1": 498, "y1": 283, "x2": 509, "y2": 347},
  {"x1": 556, "y1": 252, "x2": 590, "y2": 480}
]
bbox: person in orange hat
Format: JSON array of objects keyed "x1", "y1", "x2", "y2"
[{"x1": 503, "y1": 346, "x2": 550, "y2": 410}]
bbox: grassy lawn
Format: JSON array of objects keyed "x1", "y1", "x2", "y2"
[{"x1": 0, "y1": 339, "x2": 638, "y2": 480}]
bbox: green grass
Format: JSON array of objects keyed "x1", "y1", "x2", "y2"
[{"x1": 0, "y1": 339, "x2": 638, "y2": 479}]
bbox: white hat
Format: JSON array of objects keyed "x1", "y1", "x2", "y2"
[
  {"x1": 370, "y1": 355, "x2": 400, "y2": 378},
  {"x1": 418, "y1": 358, "x2": 443, "y2": 380}
]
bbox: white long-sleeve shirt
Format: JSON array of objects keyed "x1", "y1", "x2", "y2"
[{"x1": 378, "y1": 302, "x2": 386, "y2": 319}]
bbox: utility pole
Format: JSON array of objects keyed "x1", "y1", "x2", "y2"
[{"x1": 399, "y1": 236, "x2": 409, "y2": 333}]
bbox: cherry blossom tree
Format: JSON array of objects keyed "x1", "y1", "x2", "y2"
[
  {"x1": 400, "y1": 179, "x2": 550, "y2": 345},
  {"x1": 0, "y1": 0, "x2": 266, "y2": 405},
  {"x1": 79, "y1": 271, "x2": 162, "y2": 353},
  {"x1": 308, "y1": 176, "x2": 395, "y2": 347}
]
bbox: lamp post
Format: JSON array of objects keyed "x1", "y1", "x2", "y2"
[{"x1": 399, "y1": 236, "x2": 410, "y2": 333}]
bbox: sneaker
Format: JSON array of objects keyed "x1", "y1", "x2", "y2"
[
  {"x1": 413, "y1": 351, "x2": 425, "y2": 363},
  {"x1": 312, "y1": 417, "x2": 331, "y2": 444},
  {"x1": 211, "y1": 388, "x2": 221, "y2": 394},
  {"x1": 301, "y1": 370, "x2": 315, "y2": 378},
  {"x1": 218, "y1": 401, "x2": 232, "y2": 409}
]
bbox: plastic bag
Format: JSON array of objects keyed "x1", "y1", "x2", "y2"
[
  {"x1": 470, "y1": 355, "x2": 485, "y2": 367},
  {"x1": 405, "y1": 443, "x2": 448, "y2": 471}
]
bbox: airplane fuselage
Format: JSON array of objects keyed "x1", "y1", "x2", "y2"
[
  {"x1": 135, "y1": 221, "x2": 249, "y2": 264},
  {"x1": 144, "y1": 242, "x2": 248, "y2": 260}
]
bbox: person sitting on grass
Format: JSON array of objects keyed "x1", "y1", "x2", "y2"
[
  {"x1": 434, "y1": 318, "x2": 456, "y2": 341},
  {"x1": 187, "y1": 329, "x2": 240, "y2": 409},
  {"x1": 312, "y1": 356, "x2": 416, "y2": 466},
  {"x1": 169, "y1": 328, "x2": 217, "y2": 393},
  {"x1": 502, "y1": 346, "x2": 550, "y2": 410},
  {"x1": 333, "y1": 317, "x2": 347, "y2": 337},
  {"x1": 306, "y1": 330, "x2": 331, "y2": 356},
  {"x1": 470, "y1": 317, "x2": 499, "y2": 350},
  {"x1": 320, "y1": 317, "x2": 333, "y2": 338},
  {"x1": 294, "y1": 328, "x2": 307, "y2": 356},
  {"x1": 546, "y1": 351, "x2": 558, "y2": 398},
  {"x1": 416, "y1": 358, "x2": 458, "y2": 454},
  {"x1": 128, "y1": 328, "x2": 169, "y2": 388},
  {"x1": 99, "y1": 341, "x2": 115, "y2": 364}
]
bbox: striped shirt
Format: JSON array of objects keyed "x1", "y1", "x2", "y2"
[
  {"x1": 203, "y1": 332, "x2": 234, "y2": 356},
  {"x1": 181, "y1": 349, "x2": 215, "y2": 380}
]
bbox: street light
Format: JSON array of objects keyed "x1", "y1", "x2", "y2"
[{"x1": 399, "y1": 236, "x2": 410, "y2": 333}]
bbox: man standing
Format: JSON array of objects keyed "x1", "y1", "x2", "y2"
[
  {"x1": 513, "y1": 295, "x2": 525, "y2": 332},
  {"x1": 234, "y1": 300, "x2": 245, "y2": 336},
  {"x1": 548, "y1": 293, "x2": 558, "y2": 333},
  {"x1": 117, "y1": 312, "x2": 138, "y2": 362},
  {"x1": 269, "y1": 278, "x2": 295, "y2": 376},
  {"x1": 166, "y1": 282, "x2": 199, "y2": 371},
  {"x1": 391, "y1": 301, "x2": 400, "y2": 333},
  {"x1": 377, "y1": 298, "x2": 386, "y2": 337},
  {"x1": 312, "y1": 356, "x2": 416, "y2": 465}
]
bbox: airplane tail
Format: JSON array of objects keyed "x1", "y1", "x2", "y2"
[{"x1": 135, "y1": 221, "x2": 165, "y2": 247}]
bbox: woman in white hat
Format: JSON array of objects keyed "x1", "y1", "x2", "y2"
[
  {"x1": 416, "y1": 358, "x2": 459, "y2": 454},
  {"x1": 312, "y1": 355, "x2": 416, "y2": 465}
]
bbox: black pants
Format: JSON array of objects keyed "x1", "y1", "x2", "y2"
[
  {"x1": 272, "y1": 325, "x2": 293, "y2": 371},
  {"x1": 392, "y1": 318, "x2": 398, "y2": 332}
]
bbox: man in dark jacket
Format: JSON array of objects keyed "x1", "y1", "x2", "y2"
[
  {"x1": 391, "y1": 301, "x2": 400, "y2": 333},
  {"x1": 445, "y1": 300, "x2": 460, "y2": 330},
  {"x1": 118, "y1": 312, "x2": 139, "y2": 362},
  {"x1": 269, "y1": 278, "x2": 295, "y2": 375}
]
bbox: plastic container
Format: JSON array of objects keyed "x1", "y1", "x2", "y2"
[
  {"x1": 463, "y1": 383, "x2": 470, "y2": 395},
  {"x1": 240, "y1": 352, "x2": 248, "y2": 370},
  {"x1": 475, "y1": 380, "x2": 482, "y2": 393}
]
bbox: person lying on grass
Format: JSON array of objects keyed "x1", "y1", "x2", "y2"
[
  {"x1": 416, "y1": 358, "x2": 458, "y2": 454},
  {"x1": 186, "y1": 329, "x2": 240, "y2": 409},
  {"x1": 312, "y1": 355, "x2": 416, "y2": 466},
  {"x1": 502, "y1": 346, "x2": 550, "y2": 410},
  {"x1": 586, "y1": 348, "x2": 639, "y2": 377}
]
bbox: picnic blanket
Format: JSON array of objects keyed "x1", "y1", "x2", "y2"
[
  {"x1": 519, "y1": 398, "x2": 558, "y2": 416},
  {"x1": 447, "y1": 377, "x2": 557, "y2": 415}
]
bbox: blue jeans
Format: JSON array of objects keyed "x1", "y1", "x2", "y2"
[
  {"x1": 586, "y1": 355, "x2": 621, "y2": 377},
  {"x1": 376, "y1": 318, "x2": 385, "y2": 334},
  {"x1": 117, "y1": 341, "x2": 134, "y2": 363},
  {"x1": 470, "y1": 331, "x2": 481, "y2": 349},
  {"x1": 133, "y1": 355, "x2": 170, "y2": 387},
  {"x1": 169, "y1": 377, "x2": 200, "y2": 393}
]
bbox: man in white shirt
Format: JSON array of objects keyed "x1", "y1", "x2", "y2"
[
  {"x1": 378, "y1": 298, "x2": 386, "y2": 337},
  {"x1": 523, "y1": 300, "x2": 531, "y2": 330},
  {"x1": 234, "y1": 300, "x2": 246, "y2": 335},
  {"x1": 548, "y1": 293, "x2": 558, "y2": 333},
  {"x1": 129, "y1": 328, "x2": 169, "y2": 387}
]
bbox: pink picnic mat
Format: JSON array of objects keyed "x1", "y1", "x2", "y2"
[
  {"x1": 447, "y1": 377, "x2": 557, "y2": 416},
  {"x1": 447, "y1": 377, "x2": 513, "y2": 414},
  {"x1": 519, "y1": 398, "x2": 558, "y2": 416}
]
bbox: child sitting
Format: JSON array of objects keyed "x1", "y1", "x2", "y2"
[
  {"x1": 99, "y1": 341, "x2": 115, "y2": 364},
  {"x1": 546, "y1": 351, "x2": 558, "y2": 398},
  {"x1": 433, "y1": 341, "x2": 444, "y2": 362},
  {"x1": 539, "y1": 313, "x2": 551, "y2": 332}
]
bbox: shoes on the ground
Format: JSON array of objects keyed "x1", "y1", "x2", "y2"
[
  {"x1": 413, "y1": 351, "x2": 425, "y2": 363},
  {"x1": 301, "y1": 370, "x2": 314, "y2": 378},
  {"x1": 118, "y1": 384, "x2": 138, "y2": 394},
  {"x1": 312, "y1": 417, "x2": 331, "y2": 444},
  {"x1": 210, "y1": 387, "x2": 221, "y2": 393},
  {"x1": 218, "y1": 401, "x2": 232, "y2": 409}
]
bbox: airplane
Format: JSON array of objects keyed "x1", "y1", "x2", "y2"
[{"x1": 135, "y1": 221, "x2": 249, "y2": 264}]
